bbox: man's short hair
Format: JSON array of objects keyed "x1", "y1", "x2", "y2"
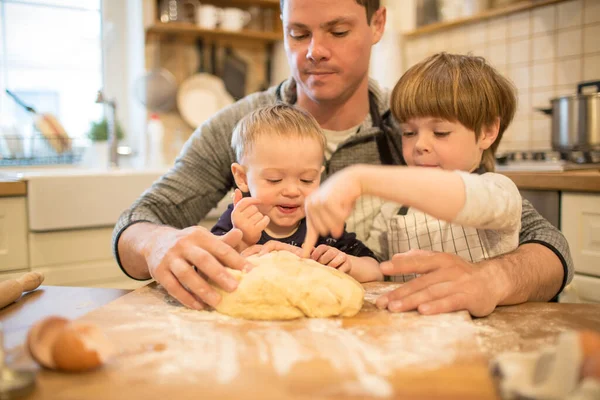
[{"x1": 279, "y1": 0, "x2": 380, "y2": 24}]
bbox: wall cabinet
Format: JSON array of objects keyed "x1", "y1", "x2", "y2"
[{"x1": 0, "y1": 197, "x2": 28, "y2": 272}]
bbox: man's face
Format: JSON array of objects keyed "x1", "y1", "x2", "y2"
[{"x1": 281, "y1": 0, "x2": 385, "y2": 104}]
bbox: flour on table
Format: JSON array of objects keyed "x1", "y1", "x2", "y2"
[
  {"x1": 363, "y1": 282, "x2": 404, "y2": 304},
  {"x1": 109, "y1": 283, "x2": 480, "y2": 399}
]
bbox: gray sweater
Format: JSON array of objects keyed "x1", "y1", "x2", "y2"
[{"x1": 112, "y1": 78, "x2": 573, "y2": 294}]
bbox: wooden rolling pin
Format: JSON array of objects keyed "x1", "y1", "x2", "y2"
[{"x1": 0, "y1": 271, "x2": 44, "y2": 309}]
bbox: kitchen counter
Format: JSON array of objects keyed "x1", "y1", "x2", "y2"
[
  {"x1": 0, "y1": 180, "x2": 26, "y2": 197},
  {"x1": 2, "y1": 283, "x2": 599, "y2": 400},
  {"x1": 3, "y1": 168, "x2": 599, "y2": 197},
  {"x1": 501, "y1": 169, "x2": 600, "y2": 192}
]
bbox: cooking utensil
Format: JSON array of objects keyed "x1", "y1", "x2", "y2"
[
  {"x1": 4, "y1": 90, "x2": 71, "y2": 154},
  {"x1": 133, "y1": 40, "x2": 177, "y2": 113},
  {"x1": 0, "y1": 272, "x2": 45, "y2": 310},
  {"x1": 0, "y1": 323, "x2": 36, "y2": 400},
  {"x1": 222, "y1": 48, "x2": 247, "y2": 100},
  {"x1": 177, "y1": 39, "x2": 233, "y2": 128},
  {"x1": 535, "y1": 80, "x2": 600, "y2": 152}
]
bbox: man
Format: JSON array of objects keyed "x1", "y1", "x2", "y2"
[{"x1": 113, "y1": 0, "x2": 572, "y2": 316}]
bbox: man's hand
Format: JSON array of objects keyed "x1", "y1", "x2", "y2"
[
  {"x1": 241, "y1": 241, "x2": 304, "y2": 257},
  {"x1": 311, "y1": 244, "x2": 352, "y2": 274},
  {"x1": 231, "y1": 189, "x2": 270, "y2": 248},
  {"x1": 375, "y1": 250, "x2": 509, "y2": 317},
  {"x1": 144, "y1": 225, "x2": 249, "y2": 311}
]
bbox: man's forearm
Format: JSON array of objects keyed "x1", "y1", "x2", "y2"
[
  {"x1": 485, "y1": 243, "x2": 564, "y2": 305},
  {"x1": 117, "y1": 222, "x2": 167, "y2": 280}
]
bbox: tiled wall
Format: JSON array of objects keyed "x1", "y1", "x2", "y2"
[{"x1": 403, "y1": 0, "x2": 600, "y2": 153}]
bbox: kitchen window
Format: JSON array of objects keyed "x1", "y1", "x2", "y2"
[{"x1": 0, "y1": 0, "x2": 103, "y2": 159}]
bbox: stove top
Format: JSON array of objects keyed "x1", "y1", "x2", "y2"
[{"x1": 495, "y1": 150, "x2": 600, "y2": 172}]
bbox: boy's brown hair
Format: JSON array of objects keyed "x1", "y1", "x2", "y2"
[
  {"x1": 279, "y1": 0, "x2": 380, "y2": 24},
  {"x1": 231, "y1": 104, "x2": 326, "y2": 163},
  {"x1": 391, "y1": 52, "x2": 517, "y2": 172}
]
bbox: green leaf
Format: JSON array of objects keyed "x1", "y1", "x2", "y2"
[{"x1": 87, "y1": 118, "x2": 125, "y2": 142}]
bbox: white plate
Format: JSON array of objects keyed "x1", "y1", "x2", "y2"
[{"x1": 177, "y1": 73, "x2": 234, "y2": 129}]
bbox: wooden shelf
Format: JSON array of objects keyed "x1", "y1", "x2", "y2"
[
  {"x1": 146, "y1": 22, "x2": 282, "y2": 44},
  {"x1": 404, "y1": 0, "x2": 568, "y2": 38}
]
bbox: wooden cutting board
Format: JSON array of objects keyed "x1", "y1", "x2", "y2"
[{"x1": 25, "y1": 282, "x2": 499, "y2": 400}]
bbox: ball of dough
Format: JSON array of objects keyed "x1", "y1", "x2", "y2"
[{"x1": 211, "y1": 250, "x2": 364, "y2": 320}]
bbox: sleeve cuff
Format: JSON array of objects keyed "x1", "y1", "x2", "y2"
[
  {"x1": 113, "y1": 219, "x2": 155, "y2": 281},
  {"x1": 521, "y1": 239, "x2": 569, "y2": 301}
]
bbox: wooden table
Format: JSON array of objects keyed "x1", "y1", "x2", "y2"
[{"x1": 1, "y1": 283, "x2": 599, "y2": 400}]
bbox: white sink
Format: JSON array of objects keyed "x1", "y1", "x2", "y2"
[{"x1": 20, "y1": 167, "x2": 168, "y2": 231}]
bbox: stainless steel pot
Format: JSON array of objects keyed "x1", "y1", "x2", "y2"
[{"x1": 537, "y1": 81, "x2": 600, "y2": 151}]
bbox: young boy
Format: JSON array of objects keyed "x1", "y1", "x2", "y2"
[
  {"x1": 302, "y1": 52, "x2": 522, "y2": 283},
  {"x1": 210, "y1": 104, "x2": 380, "y2": 283}
]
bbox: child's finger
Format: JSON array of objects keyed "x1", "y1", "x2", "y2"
[
  {"x1": 233, "y1": 188, "x2": 244, "y2": 206},
  {"x1": 305, "y1": 206, "x2": 329, "y2": 238},
  {"x1": 338, "y1": 260, "x2": 352, "y2": 274},
  {"x1": 329, "y1": 252, "x2": 347, "y2": 269},
  {"x1": 259, "y1": 240, "x2": 280, "y2": 255},
  {"x1": 302, "y1": 218, "x2": 319, "y2": 258},
  {"x1": 317, "y1": 248, "x2": 338, "y2": 265},
  {"x1": 310, "y1": 244, "x2": 330, "y2": 261},
  {"x1": 234, "y1": 197, "x2": 262, "y2": 213},
  {"x1": 316, "y1": 208, "x2": 344, "y2": 238},
  {"x1": 248, "y1": 212, "x2": 265, "y2": 225},
  {"x1": 256, "y1": 215, "x2": 270, "y2": 232},
  {"x1": 241, "y1": 244, "x2": 262, "y2": 257}
]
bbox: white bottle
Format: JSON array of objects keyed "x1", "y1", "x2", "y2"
[{"x1": 147, "y1": 113, "x2": 166, "y2": 168}]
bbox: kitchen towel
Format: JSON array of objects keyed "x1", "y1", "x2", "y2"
[{"x1": 491, "y1": 330, "x2": 600, "y2": 400}]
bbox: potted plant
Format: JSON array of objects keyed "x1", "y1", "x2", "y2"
[
  {"x1": 83, "y1": 118, "x2": 125, "y2": 168},
  {"x1": 87, "y1": 118, "x2": 125, "y2": 142}
]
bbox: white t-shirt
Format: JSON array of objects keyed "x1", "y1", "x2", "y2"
[{"x1": 322, "y1": 124, "x2": 361, "y2": 160}]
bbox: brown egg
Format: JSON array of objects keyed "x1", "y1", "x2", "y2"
[
  {"x1": 26, "y1": 316, "x2": 69, "y2": 369},
  {"x1": 579, "y1": 330, "x2": 600, "y2": 357},
  {"x1": 51, "y1": 322, "x2": 115, "y2": 373}
]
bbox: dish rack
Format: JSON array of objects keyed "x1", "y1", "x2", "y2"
[{"x1": 0, "y1": 135, "x2": 85, "y2": 166}]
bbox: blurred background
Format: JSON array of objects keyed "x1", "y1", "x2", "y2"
[{"x1": 0, "y1": 0, "x2": 598, "y2": 304}]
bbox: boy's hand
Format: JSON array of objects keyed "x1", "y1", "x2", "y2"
[
  {"x1": 302, "y1": 167, "x2": 363, "y2": 257},
  {"x1": 231, "y1": 189, "x2": 270, "y2": 247},
  {"x1": 311, "y1": 245, "x2": 352, "y2": 274}
]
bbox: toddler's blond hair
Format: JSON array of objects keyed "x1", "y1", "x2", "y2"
[{"x1": 231, "y1": 104, "x2": 326, "y2": 163}]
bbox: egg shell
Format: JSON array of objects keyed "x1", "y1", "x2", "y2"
[
  {"x1": 26, "y1": 316, "x2": 69, "y2": 369},
  {"x1": 51, "y1": 322, "x2": 115, "y2": 373}
]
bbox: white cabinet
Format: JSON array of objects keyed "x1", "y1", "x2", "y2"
[
  {"x1": 561, "y1": 192, "x2": 600, "y2": 304},
  {"x1": 27, "y1": 228, "x2": 146, "y2": 289},
  {"x1": 0, "y1": 197, "x2": 29, "y2": 272},
  {"x1": 561, "y1": 192, "x2": 600, "y2": 277}
]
